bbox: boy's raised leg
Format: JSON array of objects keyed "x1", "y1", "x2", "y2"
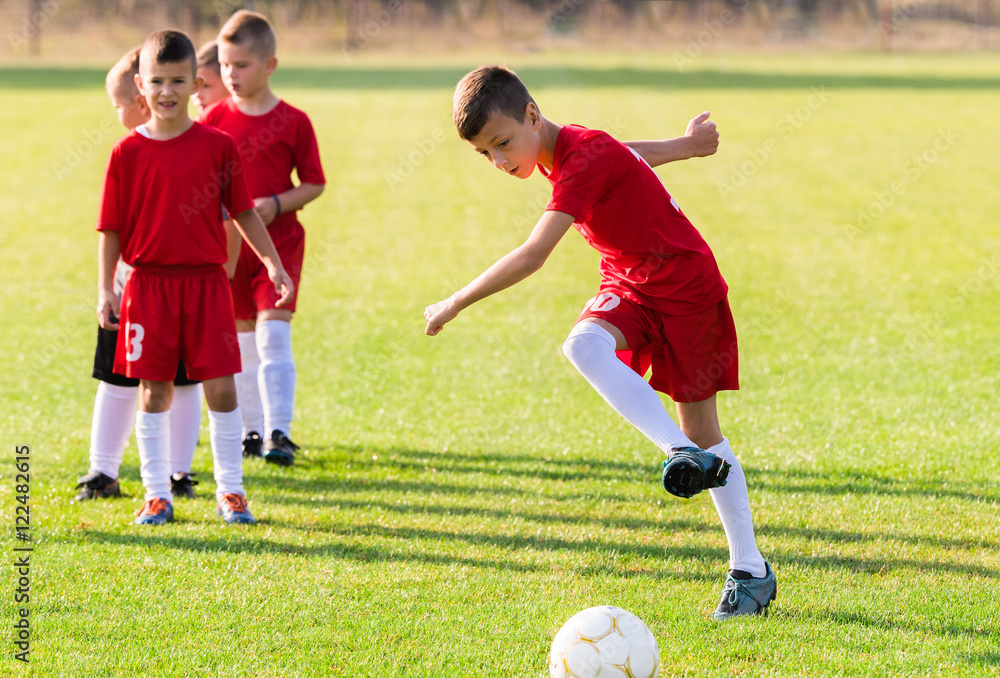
[{"x1": 562, "y1": 321, "x2": 697, "y2": 452}]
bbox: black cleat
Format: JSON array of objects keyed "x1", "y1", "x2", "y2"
[
  {"x1": 242, "y1": 431, "x2": 263, "y2": 458},
  {"x1": 263, "y1": 430, "x2": 299, "y2": 467},
  {"x1": 170, "y1": 472, "x2": 199, "y2": 499},
  {"x1": 74, "y1": 471, "x2": 121, "y2": 501}
]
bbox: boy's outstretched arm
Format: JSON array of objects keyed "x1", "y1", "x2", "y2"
[
  {"x1": 253, "y1": 183, "x2": 325, "y2": 226},
  {"x1": 625, "y1": 112, "x2": 719, "y2": 168},
  {"x1": 232, "y1": 207, "x2": 295, "y2": 306},
  {"x1": 424, "y1": 210, "x2": 574, "y2": 336},
  {"x1": 97, "y1": 231, "x2": 121, "y2": 330}
]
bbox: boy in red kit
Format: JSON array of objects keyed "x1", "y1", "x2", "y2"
[
  {"x1": 200, "y1": 10, "x2": 326, "y2": 467},
  {"x1": 97, "y1": 29, "x2": 293, "y2": 526},
  {"x1": 75, "y1": 46, "x2": 203, "y2": 503},
  {"x1": 425, "y1": 65, "x2": 776, "y2": 619}
]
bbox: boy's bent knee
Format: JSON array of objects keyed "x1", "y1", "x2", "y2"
[
  {"x1": 562, "y1": 322, "x2": 617, "y2": 367},
  {"x1": 201, "y1": 376, "x2": 238, "y2": 412}
]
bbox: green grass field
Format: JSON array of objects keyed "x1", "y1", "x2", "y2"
[{"x1": 2, "y1": 50, "x2": 999, "y2": 677}]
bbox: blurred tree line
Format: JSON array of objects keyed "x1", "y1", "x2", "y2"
[{"x1": 10, "y1": 0, "x2": 996, "y2": 55}]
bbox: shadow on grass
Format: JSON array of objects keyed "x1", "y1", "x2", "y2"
[
  {"x1": 752, "y1": 467, "x2": 999, "y2": 504},
  {"x1": 75, "y1": 528, "x2": 724, "y2": 582},
  {"x1": 784, "y1": 608, "x2": 999, "y2": 644},
  {"x1": 4, "y1": 66, "x2": 999, "y2": 92}
]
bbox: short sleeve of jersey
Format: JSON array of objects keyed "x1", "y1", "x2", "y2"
[
  {"x1": 97, "y1": 145, "x2": 121, "y2": 232},
  {"x1": 220, "y1": 135, "x2": 255, "y2": 218},
  {"x1": 546, "y1": 135, "x2": 615, "y2": 222},
  {"x1": 292, "y1": 113, "x2": 325, "y2": 186}
]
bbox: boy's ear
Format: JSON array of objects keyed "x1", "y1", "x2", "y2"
[
  {"x1": 134, "y1": 93, "x2": 150, "y2": 113},
  {"x1": 264, "y1": 55, "x2": 277, "y2": 75},
  {"x1": 526, "y1": 102, "x2": 541, "y2": 128},
  {"x1": 133, "y1": 72, "x2": 143, "y2": 94},
  {"x1": 194, "y1": 74, "x2": 205, "y2": 90}
]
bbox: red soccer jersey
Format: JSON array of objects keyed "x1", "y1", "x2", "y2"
[
  {"x1": 542, "y1": 124, "x2": 728, "y2": 315},
  {"x1": 199, "y1": 98, "x2": 325, "y2": 230},
  {"x1": 97, "y1": 123, "x2": 254, "y2": 267}
]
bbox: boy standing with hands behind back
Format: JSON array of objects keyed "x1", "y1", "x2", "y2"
[
  {"x1": 200, "y1": 10, "x2": 326, "y2": 467},
  {"x1": 425, "y1": 65, "x2": 776, "y2": 619},
  {"x1": 98, "y1": 29, "x2": 293, "y2": 525}
]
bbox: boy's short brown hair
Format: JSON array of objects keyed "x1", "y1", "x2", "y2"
[
  {"x1": 197, "y1": 40, "x2": 220, "y2": 72},
  {"x1": 106, "y1": 46, "x2": 141, "y2": 101},
  {"x1": 219, "y1": 10, "x2": 276, "y2": 58},
  {"x1": 140, "y1": 29, "x2": 197, "y2": 76},
  {"x1": 453, "y1": 65, "x2": 536, "y2": 141}
]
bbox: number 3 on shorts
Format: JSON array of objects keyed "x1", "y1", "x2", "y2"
[
  {"x1": 584, "y1": 292, "x2": 621, "y2": 313},
  {"x1": 125, "y1": 322, "x2": 145, "y2": 362}
]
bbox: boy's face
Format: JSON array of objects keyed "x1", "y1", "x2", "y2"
[
  {"x1": 218, "y1": 42, "x2": 276, "y2": 99},
  {"x1": 467, "y1": 104, "x2": 543, "y2": 180},
  {"x1": 194, "y1": 66, "x2": 226, "y2": 112},
  {"x1": 111, "y1": 92, "x2": 150, "y2": 130},
  {"x1": 135, "y1": 59, "x2": 201, "y2": 125}
]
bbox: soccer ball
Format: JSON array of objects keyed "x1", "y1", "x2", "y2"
[{"x1": 547, "y1": 605, "x2": 660, "y2": 678}]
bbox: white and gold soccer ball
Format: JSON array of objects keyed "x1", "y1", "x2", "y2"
[{"x1": 547, "y1": 605, "x2": 660, "y2": 678}]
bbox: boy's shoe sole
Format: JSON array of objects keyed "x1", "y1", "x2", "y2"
[
  {"x1": 74, "y1": 471, "x2": 121, "y2": 501},
  {"x1": 133, "y1": 498, "x2": 174, "y2": 526},
  {"x1": 712, "y1": 562, "x2": 777, "y2": 620},
  {"x1": 662, "y1": 447, "x2": 730, "y2": 499}
]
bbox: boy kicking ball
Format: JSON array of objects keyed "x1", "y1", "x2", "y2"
[
  {"x1": 424, "y1": 65, "x2": 776, "y2": 619},
  {"x1": 97, "y1": 29, "x2": 293, "y2": 526}
]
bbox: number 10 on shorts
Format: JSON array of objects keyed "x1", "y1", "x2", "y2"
[{"x1": 584, "y1": 292, "x2": 621, "y2": 313}]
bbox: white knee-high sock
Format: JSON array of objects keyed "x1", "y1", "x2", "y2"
[
  {"x1": 257, "y1": 319, "x2": 295, "y2": 437},
  {"x1": 135, "y1": 411, "x2": 171, "y2": 502},
  {"x1": 562, "y1": 323, "x2": 695, "y2": 453},
  {"x1": 209, "y1": 407, "x2": 245, "y2": 499},
  {"x1": 235, "y1": 331, "x2": 264, "y2": 437},
  {"x1": 708, "y1": 438, "x2": 767, "y2": 578},
  {"x1": 89, "y1": 382, "x2": 138, "y2": 478},
  {"x1": 168, "y1": 384, "x2": 202, "y2": 475}
]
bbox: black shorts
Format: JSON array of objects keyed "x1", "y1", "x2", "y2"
[{"x1": 92, "y1": 322, "x2": 200, "y2": 387}]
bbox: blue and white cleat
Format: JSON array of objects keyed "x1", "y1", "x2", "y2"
[
  {"x1": 217, "y1": 493, "x2": 257, "y2": 525},
  {"x1": 712, "y1": 562, "x2": 777, "y2": 620},
  {"x1": 133, "y1": 498, "x2": 174, "y2": 526}
]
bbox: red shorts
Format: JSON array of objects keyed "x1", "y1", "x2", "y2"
[
  {"x1": 577, "y1": 291, "x2": 739, "y2": 403},
  {"x1": 231, "y1": 221, "x2": 304, "y2": 320},
  {"x1": 115, "y1": 265, "x2": 241, "y2": 382}
]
